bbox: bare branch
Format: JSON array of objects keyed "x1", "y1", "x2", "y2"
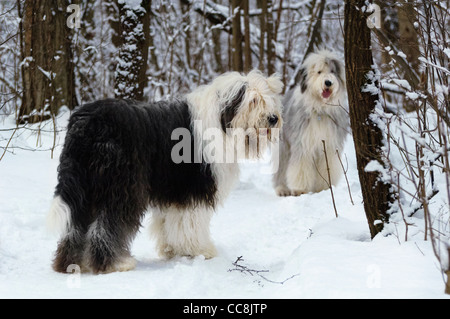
[{"x1": 228, "y1": 256, "x2": 299, "y2": 285}]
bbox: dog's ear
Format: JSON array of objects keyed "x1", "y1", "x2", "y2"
[
  {"x1": 297, "y1": 67, "x2": 308, "y2": 93},
  {"x1": 220, "y1": 82, "x2": 247, "y2": 132},
  {"x1": 267, "y1": 73, "x2": 284, "y2": 94},
  {"x1": 329, "y1": 59, "x2": 341, "y2": 77},
  {"x1": 330, "y1": 58, "x2": 346, "y2": 89}
]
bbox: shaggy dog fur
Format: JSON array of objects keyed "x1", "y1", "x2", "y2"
[
  {"x1": 273, "y1": 50, "x2": 348, "y2": 196},
  {"x1": 48, "y1": 70, "x2": 283, "y2": 274}
]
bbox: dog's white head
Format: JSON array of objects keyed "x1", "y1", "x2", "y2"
[
  {"x1": 189, "y1": 70, "x2": 283, "y2": 160},
  {"x1": 298, "y1": 49, "x2": 345, "y2": 104},
  {"x1": 221, "y1": 70, "x2": 283, "y2": 159}
]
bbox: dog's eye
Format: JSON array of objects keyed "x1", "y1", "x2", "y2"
[{"x1": 318, "y1": 71, "x2": 322, "y2": 74}]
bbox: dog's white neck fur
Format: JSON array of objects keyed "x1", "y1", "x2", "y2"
[{"x1": 186, "y1": 83, "x2": 241, "y2": 207}]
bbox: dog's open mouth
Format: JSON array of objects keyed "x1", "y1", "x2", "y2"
[{"x1": 322, "y1": 89, "x2": 332, "y2": 99}]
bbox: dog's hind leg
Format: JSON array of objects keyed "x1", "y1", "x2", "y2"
[
  {"x1": 48, "y1": 195, "x2": 88, "y2": 273},
  {"x1": 85, "y1": 210, "x2": 140, "y2": 274},
  {"x1": 52, "y1": 225, "x2": 87, "y2": 273},
  {"x1": 82, "y1": 135, "x2": 146, "y2": 273},
  {"x1": 84, "y1": 171, "x2": 144, "y2": 273}
]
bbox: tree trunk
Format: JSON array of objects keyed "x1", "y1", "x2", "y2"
[
  {"x1": 377, "y1": 0, "x2": 398, "y2": 73},
  {"x1": 289, "y1": 0, "x2": 326, "y2": 91},
  {"x1": 397, "y1": 0, "x2": 420, "y2": 111},
  {"x1": 344, "y1": 0, "x2": 394, "y2": 238},
  {"x1": 179, "y1": 0, "x2": 191, "y2": 70},
  {"x1": 446, "y1": 248, "x2": 450, "y2": 294},
  {"x1": 74, "y1": 0, "x2": 97, "y2": 104},
  {"x1": 266, "y1": 0, "x2": 275, "y2": 75},
  {"x1": 302, "y1": 0, "x2": 326, "y2": 63},
  {"x1": 243, "y1": 0, "x2": 252, "y2": 72},
  {"x1": 114, "y1": 0, "x2": 151, "y2": 100},
  {"x1": 377, "y1": 0, "x2": 420, "y2": 112},
  {"x1": 257, "y1": 0, "x2": 266, "y2": 72},
  {"x1": 231, "y1": 0, "x2": 243, "y2": 72},
  {"x1": 257, "y1": 0, "x2": 275, "y2": 74},
  {"x1": 19, "y1": 0, "x2": 76, "y2": 124},
  {"x1": 212, "y1": 26, "x2": 224, "y2": 73},
  {"x1": 397, "y1": 0, "x2": 420, "y2": 73}
]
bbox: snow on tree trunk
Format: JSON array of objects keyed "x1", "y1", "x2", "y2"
[
  {"x1": 114, "y1": 0, "x2": 150, "y2": 100},
  {"x1": 344, "y1": 0, "x2": 395, "y2": 239}
]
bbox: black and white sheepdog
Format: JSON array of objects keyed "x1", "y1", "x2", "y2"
[
  {"x1": 273, "y1": 49, "x2": 348, "y2": 196},
  {"x1": 47, "y1": 70, "x2": 283, "y2": 274}
]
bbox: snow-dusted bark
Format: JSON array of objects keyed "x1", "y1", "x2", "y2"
[
  {"x1": 344, "y1": 0, "x2": 395, "y2": 238},
  {"x1": 114, "y1": 0, "x2": 150, "y2": 100},
  {"x1": 19, "y1": 0, "x2": 76, "y2": 123}
]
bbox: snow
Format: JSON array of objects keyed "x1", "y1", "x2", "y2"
[
  {"x1": 397, "y1": 51, "x2": 407, "y2": 59},
  {"x1": 0, "y1": 112, "x2": 449, "y2": 299},
  {"x1": 37, "y1": 66, "x2": 55, "y2": 81},
  {"x1": 445, "y1": 48, "x2": 450, "y2": 59},
  {"x1": 392, "y1": 79, "x2": 411, "y2": 91},
  {"x1": 405, "y1": 91, "x2": 420, "y2": 100},
  {"x1": 118, "y1": 0, "x2": 146, "y2": 11}
]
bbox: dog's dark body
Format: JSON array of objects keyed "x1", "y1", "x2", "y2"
[{"x1": 53, "y1": 99, "x2": 216, "y2": 273}]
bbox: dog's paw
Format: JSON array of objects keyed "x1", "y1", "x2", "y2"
[
  {"x1": 290, "y1": 189, "x2": 305, "y2": 197},
  {"x1": 102, "y1": 256, "x2": 137, "y2": 273},
  {"x1": 275, "y1": 186, "x2": 292, "y2": 197},
  {"x1": 114, "y1": 256, "x2": 137, "y2": 272}
]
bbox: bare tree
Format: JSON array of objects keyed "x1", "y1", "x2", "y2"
[
  {"x1": 376, "y1": 0, "x2": 420, "y2": 111},
  {"x1": 302, "y1": 0, "x2": 326, "y2": 61},
  {"x1": 257, "y1": 0, "x2": 275, "y2": 74},
  {"x1": 367, "y1": 0, "x2": 450, "y2": 293},
  {"x1": 114, "y1": 0, "x2": 151, "y2": 100},
  {"x1": 243, "y1": 0, "x2": 252, "y2": 72},
  {"x1": 231, "y1": 0, "x2": 243, "y2": 71},
  {"x1": 265, "y1": 0, "x2": 275, "y2": 75},
  {"x1": 344, "y1": 0, "x2": 395, "y2": 238},
  {"x1": 289, "y1": 0, "x2": 326, "y2": 90},
  {"x1": 19, "y1": 0, "x2": 77, "y2": 124}
]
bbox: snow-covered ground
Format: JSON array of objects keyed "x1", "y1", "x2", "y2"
[{"x1": 0, "y1": 111, "x2": 448, "y2": 299}]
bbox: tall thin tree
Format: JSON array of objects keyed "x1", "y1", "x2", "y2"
[
  {"x1": 115, "y1": 0, "x2": 151, "y2": 100},
  {"x1": 265, "y1": 0, "x2": 275, "y2": 75},
  {"x1": 19, "y1": 0, "x2": 76, "y2": 124},
  {"x1": 243, "y1": 0, "x2": 252, "y2": 72},
  {"x1": 257, "y1": 0, "x2": 275, "y2": 75},
  {"x1": 231, "y1": 0, "x2": 243, "y2": 72},
  {"x1": 344, "y1": 0, "x2": 395, "y2": 238}
]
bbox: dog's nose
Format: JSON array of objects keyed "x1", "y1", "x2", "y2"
[
  {"x1": 325, "y1": 80, "x2": 333, "y2": 87},
  {"x1": 268, "y1": 115, "x2": 279, "y2": 126}
]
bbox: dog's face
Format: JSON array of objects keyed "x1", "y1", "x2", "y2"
[
  {"x1": 217, "y1": 70, "x2": 284, "y2": 159},
  {"x1": 299, "y1": 50, "x2": 345, "y2": 103}
]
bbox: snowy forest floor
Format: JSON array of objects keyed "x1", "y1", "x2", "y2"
[{"x1": 0, "y1": 111, "x2": 448, "y2": 299}]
